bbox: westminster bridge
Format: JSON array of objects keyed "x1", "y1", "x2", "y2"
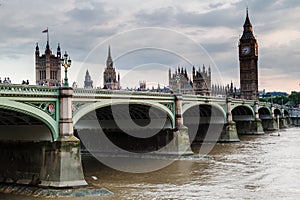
[{"x1": 0, "y1": 84, "x2": 297, "y2": 188}]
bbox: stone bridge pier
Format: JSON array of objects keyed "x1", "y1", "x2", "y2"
[
  {"x1": 39, "y1": 87, "x2": 87, "y2": 187},
  {"x1": 259, "y1": 105, "x2": 277, "y2": 131},
  {"x1": 171, "y1": 94, "x2": 193, "y2": 154},
  {"x1": 219, "y1": 98, "x2": 239, "y2": 142},
  {"x1": 0, "y1": 86, "x2": 87, "y2": 188}
]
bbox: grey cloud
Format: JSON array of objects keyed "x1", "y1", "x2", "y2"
[
  {"x1": 176, "y1": 8, "x2": 241, "y2": 28},
  {"x1": 67, "y1": 2, "x2": 113, "y2": 23},
  {"x1": 135, "y1": 7, "x2": 177, "y2": 26}
]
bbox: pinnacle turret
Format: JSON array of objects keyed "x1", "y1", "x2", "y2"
[
  {"x1": 57, "y1": 43, "x2": 61, "y2": 57},
  {"x1": 35, "y1": 43, "x2": 39, "y2": 55}
]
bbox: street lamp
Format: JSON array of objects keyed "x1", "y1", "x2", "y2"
[{"x1": 61, "y1": 51, "x2": 71, "y2": 87}]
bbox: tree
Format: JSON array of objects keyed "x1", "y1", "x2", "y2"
[{"x1": 288, "y1": 91, "x2": 300, "y2": 107}]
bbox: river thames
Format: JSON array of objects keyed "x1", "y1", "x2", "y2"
[{"x1": 1, "y1": 127, "x2": 300, "y2": 199}]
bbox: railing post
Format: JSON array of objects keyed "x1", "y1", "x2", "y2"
[
  {"x1": 226, "y1": 97, "x2": 233, "y2": 123},
  {"x1": 59, "y1": 87, "x2": 74, "y2": 137},
  {"x1": 271, "y1": 104, "x2": 275, "y2": 118},
  {"x1": 254, "y1": 101, "x2": 260, "y2": 120},
  {"x1": 175, "y1": 94, "x2": 184, "y2": 128}
]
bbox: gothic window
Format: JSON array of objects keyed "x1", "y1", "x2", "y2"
[
  {"x1": 50, "y1": 71, "x2": 57, "y2": 80},
  {"x1": 40, "y1": 70, "x2": 46, "y2": 80}
]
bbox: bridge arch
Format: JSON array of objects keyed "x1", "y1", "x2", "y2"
[
  {"x1": 182, "y1": 103, "x2": 226, "y2": 144},
  {"x1": 231, "y1": 105, "x2": 255, "y2": 135},
  {"x1": 182, "y1": 102, "x2": 226, "y2": 119},
  {"x1": 0, "y1": 100, "x2": 57, "y2": 141},
  {"x1": 274, "y1": 108, "x2": 282, "y2": 117},
  {"x1": 231, "y1": 104, "x2": 255, "y2": 116},
  {"x1": 73, "y1": 100, "x2": 175, "y2": 127},
  {"x1": 258, "y1": 107, "x2": 272, "y2": 119},
  {"x1": 74, "y1": 100, "x2": 175, "y2": 153}
]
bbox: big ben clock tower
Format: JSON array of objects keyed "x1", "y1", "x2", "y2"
[{"x1": 239, "y1": 9, "x2": 259, "y2": 100}]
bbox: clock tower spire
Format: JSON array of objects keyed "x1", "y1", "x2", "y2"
[{"x1": 239, "y1": 8, "x2": 259, "y2": 100}]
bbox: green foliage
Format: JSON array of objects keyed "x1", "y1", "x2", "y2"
[
  {"x1": 288, "y1": 91, "x2": 300, "y2": 107},
  {"x1": 260, "y1": 91, "x2": 300, "y2": 107}
]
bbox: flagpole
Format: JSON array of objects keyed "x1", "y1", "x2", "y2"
[{"x1": 47, "y1": 27, "x2": 49, "y2": 44}]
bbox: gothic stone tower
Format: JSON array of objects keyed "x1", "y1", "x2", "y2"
[
  {"x1": 35, "y1": 41, "x2": 61, "y2": 86},
  {"x1": 84, "y1": 70, "x2": 93, "y2": 89},
  {"x1": 192, "y1": 65, "x2": 211, "y2": 96},
  {"x1": 239, "y1": 9, "x2": 259, "y2": 100},
  {"x1": 103, "y1": 46, "x2": 120, "y2": 89}
]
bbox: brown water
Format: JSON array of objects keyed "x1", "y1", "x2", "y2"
[{"x1": 1, "y1": 127, "x2": 300, "y2": 199}]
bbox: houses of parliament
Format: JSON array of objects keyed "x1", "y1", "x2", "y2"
[{"x1": 35, "y1": 9, "x2": 259, "y2": 100}]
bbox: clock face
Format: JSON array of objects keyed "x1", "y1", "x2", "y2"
[{"x1": 242, "y1": 46, "x2": 250, "y2": 55}]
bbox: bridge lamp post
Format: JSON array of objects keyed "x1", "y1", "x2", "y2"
[{"x1": 61, "y1": 51, "x2": 71, "y2": 87}]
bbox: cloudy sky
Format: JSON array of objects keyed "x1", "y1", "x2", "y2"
[{"x1": 0, "y1": 0, "x2": 300, "y2": 93}]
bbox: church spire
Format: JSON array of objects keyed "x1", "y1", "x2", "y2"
[
  {"x1": 106, "y1": 45, "x2": 113, "y2": 68},
  {"x1": 108, "y1": 45, "x2": 111, "y2": 58}
]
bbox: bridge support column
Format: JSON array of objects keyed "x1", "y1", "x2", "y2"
[
  {"x1": 264, "y1": 118, "x2": 278, "y2": 131},
  {"x1": 170, "y1": 94, "x2": 193, "y2": 155},
  {"x1": 247, "y1": 101, "x2": 264, "y2": 135},
  {"x1": 279, "y1": 110, "x2": 288, "y2": 128},
  {"x1": 39, "y1": 87, "x2": 87, "y2": 188},
  {"x1": 263, "y1": 105, "x2": 277, "y2": 131},
  {"x1": 286, "y1": 117, "x2": 292, "y2": 126},
  {"x1": 279, "y1": 117, "x2": 288, "y2": 129},
  {"x1": 219, "y1": 98, "x2": 239, "y2": 142}
]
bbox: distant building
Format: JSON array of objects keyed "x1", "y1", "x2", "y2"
[
  {"x1": 103, "y1": 46, "x2": 120, "y2": 90},
  {"x1": 211, "y1": 82, "x2": 240, "y2": 98},
  {"x1": 211, "y1": 84, "x2": 226, "y2": 97},
  {"x1": 84, "y1": 70, "x2": 93, "y2": 89},
  {"x1": 139, "y1": 81, "x2": 146, "y2": 91},
  {"x1": 239, "y1": 9, "x2": 259, "y2": 100},
  {"x1": 169, "y1": 67, "x2": 193, "y2": 94},
  {"x1": 35, "y1": 40, "x2": 61, "y2": 86},
  {"x1": 168, "y1": 65, "x2": 211, "y2": 96},
  {"x1": 263, "y1": 91, "x2": 289, "y2": 98},
  {"x1": 192, "y1": 65, "x2": 211, "y2": 96}
]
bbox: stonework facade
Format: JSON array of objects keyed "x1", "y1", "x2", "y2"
[
  {"x1": 35, "y1": 41, "x2": 61, "y2": 86},
  {"x1": 192, "y1": 65, "x2": 211, "y2": 96},
  {"x1": 239, "y1": 9, "x2": 259, "y2": 100},
  {"x1": 103, "y1": 46, "x2": 120, "y2": 90},
  {"x1": 169, "y1": 67, "x2": 193, "y2": 94},
  {"x1": 169, "y1": 65, "x2": 211, "y2": 96},
  {"x1": 84, "y1": 70, "x2": 93, "y2": 89}
]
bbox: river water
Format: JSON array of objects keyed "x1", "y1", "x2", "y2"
[{"x1": 1, "y1": 127, "x2": 300, "y2": 200}]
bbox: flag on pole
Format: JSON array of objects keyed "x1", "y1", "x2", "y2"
[{"x1": 42, "y1": 28, "x2": 49, "y2": 44}]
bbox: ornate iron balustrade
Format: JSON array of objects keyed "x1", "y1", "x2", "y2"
[
  {"x1": 0, "y1": 84, "x2": 59, "y2": 97},
  {"x1": 73, "y1": 88, "x2": 175, "y2": 100}
]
